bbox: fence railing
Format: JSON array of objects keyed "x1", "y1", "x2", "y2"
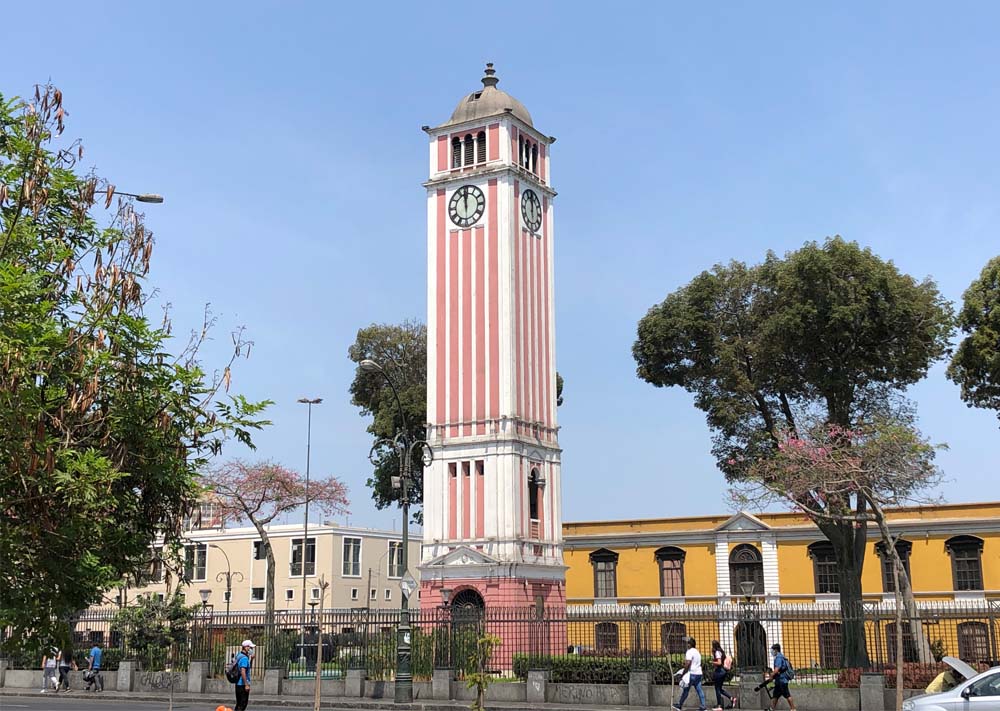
[{"x1": 6, "y1": 601, "x2": 998, "y2": 688}]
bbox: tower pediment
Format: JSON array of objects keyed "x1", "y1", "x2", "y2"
[{"x1": 425, "y1": 545, "x2": 500, "y2": 568}]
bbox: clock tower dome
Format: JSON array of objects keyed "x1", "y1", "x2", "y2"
[{"x1": 418, "y1": 64, "x2": 565, "y2": 612}]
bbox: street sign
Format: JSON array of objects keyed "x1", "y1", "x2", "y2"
[{"x1": 400, "y1": 571, "x2": 417, "y2": 600}]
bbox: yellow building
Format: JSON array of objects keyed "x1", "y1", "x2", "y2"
[
  {"x1": 562, "y1": 502, "x2": 1000, "y2": 669},
  {"x1": 564, "y1": 501, "x2": 999, "y2": 606}
]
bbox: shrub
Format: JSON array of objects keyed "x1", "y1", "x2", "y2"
[
  {"x1": 513, "y1": 654, "x2": 685, "y2": 685},
  {"x1": 837, "y1": 663, "x2": 949, "y2": 689}
]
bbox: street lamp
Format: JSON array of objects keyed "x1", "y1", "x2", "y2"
[
  {"x1": 107, "y1": 189, "x2": 165, "y2": 203},
  {"x1": 437, "y1": 588, "x2": 453, "y2": 670},
  {"x1": 358, "y1": 358, "x2": 434, "y2": 703},
  {"x1": 199, "y1": 588, "x2": 212, "y2": 610},
  {"x1": 297, "y1": 397, "x2": 322, "y2": 671},
  {"x1": 210, "y1": 544, "x2": 244, "y2": 622}
]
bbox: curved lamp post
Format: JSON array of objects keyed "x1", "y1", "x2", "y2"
[
  {"x1": 209, "y1": 543, "x2": 244, "y2": 623},
  {"x1": 358, "y1": 358, "x2": 433, "y2": 703}
]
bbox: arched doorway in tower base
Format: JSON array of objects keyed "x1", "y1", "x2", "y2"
[{"x1": 735, "y1": 621, "x2": 768, "y2": 671}]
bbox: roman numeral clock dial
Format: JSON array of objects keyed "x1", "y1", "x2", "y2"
[
  {"x1": 449, "y1": 185, "x2": 485, "y2": 228},
  {"x1": 521, "y1": 188, "x2": 542, "y2": 232}
]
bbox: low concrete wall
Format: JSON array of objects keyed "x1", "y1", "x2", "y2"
[
  {"x1": 2, "y1": 669, "x2": 119, "y2": 692},
  {"x1": 548, "y1": 682, "x2": 630, "y2": 705}
]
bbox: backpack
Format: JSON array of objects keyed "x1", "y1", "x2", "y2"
[
  {"x1": 225, "y1": 654, "x2": 245, "y2": 684},
  {"x1": 723, "y1": 654, "x2": 733, "y2": 671},
  {"x1": 781, "y1": 657, "x2": 795, "y2": 681}
]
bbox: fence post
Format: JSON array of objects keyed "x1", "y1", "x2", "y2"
[
  {"x1": 116, "y1": 660, "x2": 135, "y2": 691},
  {"x1": 346, "y1": 668, "x2": 366, "y2": 697},
  {"x1": 527, "y1": 669, "x2": 549, "y2": 704},
  {"x1": 0, "y1": 658, "x2": 7, "y2": 687},
  {"x1": 860, "y1": 672, "x2": 886, "y2": 711},
  {"x1": 186, "y1": 660, "x2": 208, "y2": 693},
  {"x1": 628, "y1": 670, "x2": 652, "y2": 707}
]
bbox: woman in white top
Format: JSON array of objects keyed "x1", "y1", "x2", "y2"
[{"x1": 672, "y1": 636, "x2": 707, "y2": 711}]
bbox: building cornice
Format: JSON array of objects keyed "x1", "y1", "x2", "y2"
[{"x1": 563, "y1": 516, "x2": 1000, "y2": 550}]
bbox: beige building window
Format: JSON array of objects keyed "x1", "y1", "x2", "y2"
[
  {"x1": 351, "y1": 588, "x2": 359, "y2": 601},
  {"x1": 343, "y1": 537, "x2": 361, "y2": 577},
  {"x1": 290, "y1": 537, "x2": 316, "y2": 577},
  {"x1": 250, "y1": 587, "x2": 264, "y2": 602},
  {"x1": 184, "y1": 543, "x2": 206, "y2": 581},
  {"x1": 388, "y1": 541, "x2": 403, "y2": 578}
]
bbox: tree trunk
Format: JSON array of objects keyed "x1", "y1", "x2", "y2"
[
  {"x1": 865, "y1": 494, "x2": 933, "y2": 664},
  {"x1": 893, "y1": 563, "x2": 904, "y2": 711},
  {"x1": 818, "y1": 519, "x2": 870, "y2": 667},
  {"x1": 251, "y1": 521, "x2": 277, "y2": 629}
]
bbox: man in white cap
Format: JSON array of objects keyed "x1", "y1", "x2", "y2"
[{"x1": 235, "y1": 639, "x2": 255, "y2": 711}]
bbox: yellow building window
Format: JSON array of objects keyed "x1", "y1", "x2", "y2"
[{"x1": 654, "y1": 547, "x2": 685, "y2": 597}]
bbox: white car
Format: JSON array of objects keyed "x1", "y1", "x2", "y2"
[{"x1": 903, "y1": 657, "x2": 1000, "y2": 711}]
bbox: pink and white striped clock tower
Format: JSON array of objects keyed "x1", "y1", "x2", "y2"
[{"x1": 418, "y1": 64, "x2": 565, "y2": 612}]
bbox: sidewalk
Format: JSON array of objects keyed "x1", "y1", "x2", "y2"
[{"x1": 0, "y1": 689, "x2": 645, "y2": 710}]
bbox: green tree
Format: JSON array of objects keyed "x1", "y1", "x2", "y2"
[
  {"x1": 112, "y1": 593, "x2": 195, "y2": 671},
  {"x1": 0, "y1": 85, "x2": 268, "y2": 656},
  {"x1": 633, "y1": 237, "x2": 953, "y2": 666},
  {"x1": 948, "y1": 255, "x2": 1000, "y2": 426},
  {"x1": 348, "y1": 322, "x2": 565, "y2": 519},
  {"x1": 348, "y1": 321, "x2": 428, "y2": 518}
]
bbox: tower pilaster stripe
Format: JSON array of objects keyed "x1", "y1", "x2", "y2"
[
  {"x1": 539, "y1": 143, "x2": 547, "y2": 182},
  {"x1": 435, "y1": 191, "x2": 447, "y2": 427},
  {"x1": 475, "y1": 225, "x2": 486, "y2": 435},
  {"x1": 461, "y1": 229, "x2": 472, "y2": 437},
  {"x1": 449, "y1": 230, "x2": 460, "y2": 436},
  {"x1": 488, "y1": 124, "x2": 500, "y2": 162},
  {"x1": 542, "y1": 197, "x2": 551, "y2": 428},
  {"x1": 488, "y1": 180, "x2": 500, "y2": 422}
]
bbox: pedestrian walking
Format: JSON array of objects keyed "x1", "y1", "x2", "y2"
[
  {"x1": 40, "y1": 647, "x2": 58, "y2": 693},
  {"x1": 764, "y1": 643, "x2": 796, "y2": 711},
  {"x1": 672, "y1": 636, "x2": 707, "y2": 711},
  {"x1": 234, "y1": 639, "x2": 255, "y2": 711},
  {"x1": 710, "y1": 640, "x2": 736, "y2": 710},
  {"x1": 56, "y1": 645, "x2": 76, "y2": 692},
  {"x1": 85, "y1": 641, "x2": 104, "y2": 692}
]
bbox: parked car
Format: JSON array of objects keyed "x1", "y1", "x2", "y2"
[{"x1": 903, "y1": 657, "x2": 1000, "y2": 710}]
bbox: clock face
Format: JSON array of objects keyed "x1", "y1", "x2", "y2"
[
  {"x1": 521, "y1": 189, "x2": 542, "y2": 232},
  {"x1": 449, "y1": 185, "x2": 485, "y2": 228}
]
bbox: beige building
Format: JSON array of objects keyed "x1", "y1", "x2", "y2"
[{"x1": 127, "y1": 510, "x2": 423, "y2": 611}]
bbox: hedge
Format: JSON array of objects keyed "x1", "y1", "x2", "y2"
[{"x1": 513, "y1": 653, "x2": 686, "y2": 684}]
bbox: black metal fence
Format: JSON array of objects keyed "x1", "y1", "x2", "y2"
[{"x1": 7, "y1": 601, "x2": 998, "y2": 688}]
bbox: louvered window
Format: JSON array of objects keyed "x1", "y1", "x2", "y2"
[
  {"x1": 947, "y1": 536, "x2": 984, "y2": 591},
  {"x1": 518, "y1": 136, "x2": 525, "y2": 167},
  {"x1": 451, "y1": 137, "x2": 462, "y2": 168},
  {"x1": 476, "y1": 131, "x2": 486, "y2": 163},
  {"x1": 729, "y1": 544, "x2": 764, "y2": 595},
  {"x1": 808, "y1": 541, "x2": 839, "y2": 594},
  {"x1": 463, "y1": 135, "x2": 474, "y2": 166}
]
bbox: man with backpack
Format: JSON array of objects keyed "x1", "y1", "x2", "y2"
[
  {"x1": 230, "y1": 639, "x2": 255, "y2": 711},
  {"x1": 765, "y1": 643, "x2": 796, "y2": 711}
]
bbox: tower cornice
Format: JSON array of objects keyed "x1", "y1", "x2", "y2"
[{"x1": 424, "y1": 164, "x2": 556, "y2": 198}]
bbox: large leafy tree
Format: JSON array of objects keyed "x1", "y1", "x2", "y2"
[
  {"x1": 633, "y1": 237, "x2": 953, "y2": 665},
  {"x1": 348, "y1": 322, "x2": 428, "y2": 519},
  {"x1": 202, "y1": 460, "x2": 349, "y2": 626},
  {"x1": 348, "y1": 321, "x2": 565, "y2": 520},
  {"x1": 0, "y1": 86, "x2": 268, "y2": 654},
  {"x1": 948, "y1": 255, "x2": 1000, "y2": 425}
]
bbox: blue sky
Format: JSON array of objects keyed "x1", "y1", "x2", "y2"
[{"x1": 7, "y1": 2, "x2": 998, "y2": 530}]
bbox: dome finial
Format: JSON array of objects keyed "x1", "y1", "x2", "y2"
[{"x1": 482, "y1": 62, "x2": 499, "y2": 89}]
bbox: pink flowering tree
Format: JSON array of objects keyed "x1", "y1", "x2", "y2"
[
  {"x1": 203, "y1": 460, "x2": 349, "y2": 626},
  {"x1": 736, "y1": 414, "x2": 944, "y2": 681}
]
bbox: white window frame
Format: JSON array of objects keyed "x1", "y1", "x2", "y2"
[
  {"x1": 311, "y1": 587, "x2": 320, "y2": 601},
  {"x1": 384, "y1": 589, "x2": 392, "y2": 601},
  {"x1": 289, "y1": 537, "x2": 317, "y2": 578},
  {"x1": 351, "y1": 588, "x2": 359, "y2": 601},
  {"x1": 369, "y1": 588, "x2": 377, "y2": 601},
  {"x1": 285, "y1": 589, "x2": 294, "y2": 601},
  {"x1": 250, "y1": 587, "x2": 265, "y2": 603},
  {"x1": 387, "y1": 540, "x2": 403, "y2": 579},
  {"x1": 342, "y1": 537, "x2": 362, "y2": 578},
  {"x1": 252, "y1": 540, "x2": 266, "y2": 561},
  {"x1": 185, "y1": 543, "x2": 207, "y2": 582}
]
